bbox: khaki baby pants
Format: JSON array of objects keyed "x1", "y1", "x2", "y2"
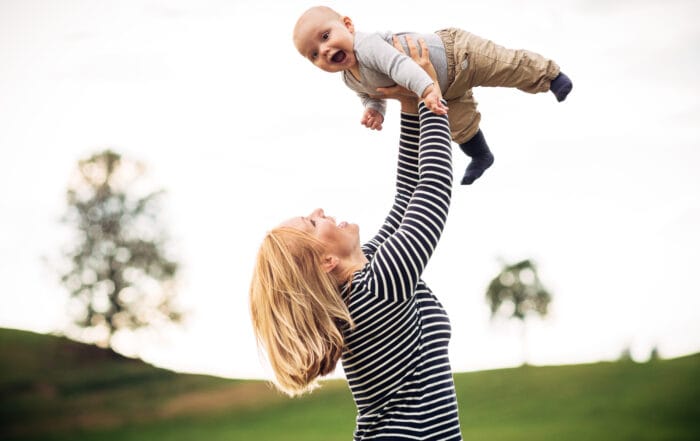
[{"x1": 436, "y1": 28, "x2": 560, "y2": 143}]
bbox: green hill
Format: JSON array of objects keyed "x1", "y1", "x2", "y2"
[{"x1": 1, "y1": 327, "x2": 699, "y2": 441}]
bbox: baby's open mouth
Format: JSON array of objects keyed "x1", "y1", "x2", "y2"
[{"x1": 331, "y1": 51, "x2": 346, "y2": 63}]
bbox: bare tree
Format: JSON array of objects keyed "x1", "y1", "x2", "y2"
[
  {"x1": 485, "y1": 259, "x2": 552, "y2": 365},
  {"x1": 60, "y1": 150, "x2": 182, "y2": 348}
]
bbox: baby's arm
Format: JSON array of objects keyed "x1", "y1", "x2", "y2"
[
  {"x1": 358, "y1": 93, "x2": 385, "y2": 130},
  {"x1": 359, "y1": 33, "x2": 447, "y2": 115}
]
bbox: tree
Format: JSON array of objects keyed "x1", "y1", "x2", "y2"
[
  {"x1": 485, "y1": 259, "x2": 552, "y2": 365},
  {"x1": 60, "y1": 150, "x2": 182, "y2": 348},
  {"x1": 648, "y1": 346, "x2": 661, "y2": 362}
]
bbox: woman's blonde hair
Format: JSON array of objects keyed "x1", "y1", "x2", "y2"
[{"x1": 249, "y1": 226, "x2": 353, "y2": 396}]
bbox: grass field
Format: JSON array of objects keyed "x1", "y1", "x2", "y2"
[{"x1": 1, "y1": 328, "x2": 699, "y2": 440}]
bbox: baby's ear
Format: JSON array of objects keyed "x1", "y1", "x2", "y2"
[{"x1": 342, "y1": 16, "x2": 355, "y2": 33}]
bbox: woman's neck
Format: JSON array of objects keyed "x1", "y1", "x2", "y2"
[{"x1": 333, "y1": 252, "x2": 368, "y2": 286}]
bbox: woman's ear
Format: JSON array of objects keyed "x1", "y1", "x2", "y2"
[{"x1": 321, "y1": 255, "x2": 339, "y2": 273}]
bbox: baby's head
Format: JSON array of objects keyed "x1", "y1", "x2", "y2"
[{"x1": 293, "y1": 6, "x2": 358, "y2": 73}]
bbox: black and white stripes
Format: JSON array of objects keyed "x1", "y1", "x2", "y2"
[{"x1": 341, "y1": 103, "x2": 461, "y2": 440}]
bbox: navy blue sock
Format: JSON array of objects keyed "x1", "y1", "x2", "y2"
[
  {"x1": 550, "y1": 72, "x2": 572, "y2": 102},
  {"x1": 458, "y1": 129, "x2": 494, "y2": 185}
]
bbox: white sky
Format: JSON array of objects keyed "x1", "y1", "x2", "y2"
[{"x1": 1, "y1": 0, "x2": 698, "y2": 380}]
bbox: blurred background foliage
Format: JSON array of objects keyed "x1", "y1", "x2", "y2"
[
  {"x1": 486, "y1": 259, "x2": 552, "y2": 364},
  {"x1": 59, "y1": 150, "x2": 183, "y2": 348}
]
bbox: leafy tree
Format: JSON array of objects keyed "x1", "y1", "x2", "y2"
[
  {"x1": 60, "y1": 150, "x2": 182, "y2": 348},
  {"x1": 486, "y1": 259, "x2": 552, "y2": 365}
]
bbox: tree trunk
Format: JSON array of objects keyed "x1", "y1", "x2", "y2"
[{"x1": 520, "y1": 318, "x2": 529, "y2": 366}]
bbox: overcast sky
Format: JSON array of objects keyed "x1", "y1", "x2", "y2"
[{"x1": 1, "y1": 0, "x2": 698, "y2": 380}]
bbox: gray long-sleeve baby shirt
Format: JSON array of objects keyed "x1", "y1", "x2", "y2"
[{"x1": 342, "y1": 31, "x2": 449, "y2": 116}]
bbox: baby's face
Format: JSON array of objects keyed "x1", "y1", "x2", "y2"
[{"x1": 294, "y1": 11, "x2": 357, "y2": 73}]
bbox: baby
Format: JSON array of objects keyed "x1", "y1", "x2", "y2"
[{"x1": 293, "y1": 6, "x2": 573, "y2": 184}]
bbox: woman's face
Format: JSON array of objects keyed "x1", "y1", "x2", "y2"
[{"x1": 280, "y1": 208, "x2": 360, "y2": 258}]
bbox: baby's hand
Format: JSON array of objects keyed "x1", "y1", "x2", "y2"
[
  {"x1": 422, "y1": 84, "x2": 448, "y2": 115},
  {"x1": 361, "y1": 108, "x2": 384, "y2": 131}
]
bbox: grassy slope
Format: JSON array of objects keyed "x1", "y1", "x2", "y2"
[{"x1": 1, "y1": 328, "x2": 699, "y2": 441}]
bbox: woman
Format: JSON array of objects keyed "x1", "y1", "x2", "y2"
[{"x1": 250, "y1": 37, "x2": 462, "y2": 440}]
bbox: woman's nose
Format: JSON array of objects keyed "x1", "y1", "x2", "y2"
[{"x1": 310, "y1": 208, "x2": 324, "y2": 219}]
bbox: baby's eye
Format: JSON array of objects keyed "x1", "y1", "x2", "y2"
[
  {"x1": 311, "y1": 51, "x2": 318, "y2": 60},
  {"x1": 322, "y1": 31, "x2": 329, "y2": 40}
]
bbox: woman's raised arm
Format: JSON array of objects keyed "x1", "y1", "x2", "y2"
[
  {"x1": 368, "y1": 100, "x2": 452, "y2": 303},
  {"x1": 363, "y1": 37, "x2": 442, "y2": 259}
]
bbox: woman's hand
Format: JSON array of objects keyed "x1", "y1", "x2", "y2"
[
  {"x1": 402, "y1": 35, "x2": 439, "y2": 84},
  {"x1": 373, "y1": 36, "x2": 446, "y2": 114}
]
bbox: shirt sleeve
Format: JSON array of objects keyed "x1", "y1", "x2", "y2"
[
  {"x1": 363, "y1": 111, "x2": 421, "y2": 257},
  {"x1": 365, "y1": 102, "x2": 452, "y2": 303},
  {"x1": 356, "y1": 33, "x2": 435, "y2": 99},
  {"x1": 357, "y1": 92, "x2": 387, "y2": 116}
]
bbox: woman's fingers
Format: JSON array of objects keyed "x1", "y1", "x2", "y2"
[
  {"x1": 404, "y1": 35, "x2": 419, "y2": 58},
  {"x1": 394, "y1": 34, "x2": 429, "y2": 64},
  {"x1": 418, "y1": 38, "x2": 429, "y2": 61},
  {"x1": 392, "y1": 35, "x2": 404, "y2": 53}
]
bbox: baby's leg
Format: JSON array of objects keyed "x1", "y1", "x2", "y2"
[
  {"x1": 447, "y1": 91, "x2": 494, "y2": 185},
  {"x1": 451, "y1": 29, "x2": 569, "y2": 100},
  {"x1": 459, "y1": 130, "x2": 493, "y2": 185}
]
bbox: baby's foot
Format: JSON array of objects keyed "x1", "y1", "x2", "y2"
[
  {"x1": 461, "y1": 152, "x2": 494, "y2": 185},
  {"x1": 459, "y1": 130, "x2": 494, "y2": 185},
  {"x1": 550, "y1": 72, "x2": 572, "y2": 102}
]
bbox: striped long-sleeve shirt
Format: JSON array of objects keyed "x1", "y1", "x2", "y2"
[{"x1": 340, "y1": 103, "x2": 461, "y2": 440}]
